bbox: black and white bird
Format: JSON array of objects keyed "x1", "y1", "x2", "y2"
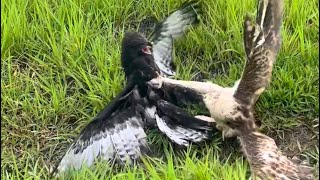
[
  {"x1": 149, "y1": 0, "x2": 314, "y2": 179},
  {"x1": 53, "y1": 1, "x2": 216, "y2": 176}
]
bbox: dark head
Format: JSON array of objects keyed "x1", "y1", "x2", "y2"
[{"x1": 121, "y1": 32, "x2": 160, "y2": 83}]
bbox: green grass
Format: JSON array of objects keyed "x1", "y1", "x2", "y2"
[{"x1": 1, "y1": 0, "x2": 319, "y2": 179}]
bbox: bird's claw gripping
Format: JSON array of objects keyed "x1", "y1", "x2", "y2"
[{"x1": 147, "y1": 76, "x2": 163, "y2": 89}]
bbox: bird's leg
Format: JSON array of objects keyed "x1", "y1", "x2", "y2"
[
  {"x1": 147, "y1": 72, "x2": 163, "y2": 89},
  {"x1": 147, "y1": 77, "x2": 163, "y2": 89},
  {"x1": 194, "y1": 115, "x2": 215, "y2": 123},
  {"x1": 211, "y1": 121, "x2": 238, "y2": 140}
]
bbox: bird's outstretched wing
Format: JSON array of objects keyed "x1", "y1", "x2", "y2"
[
  {"x1": 151, "y1": 1, "x2": 201, "y2": 76},
  {"x1": 55, "y1": 108, "x2": 148, "y2": 174},
  {"x1": 53, "y1": 87, "x2": 150, "y2": 176},
  {"x1": 233, "y1": 0, "x2": 283, "y2": 107},
  {"x1": 242, "y1": 132, "x2": 314, "y2": 179}
]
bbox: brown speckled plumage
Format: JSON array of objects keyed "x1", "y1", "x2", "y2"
[
  {"x1": 234, "y1": 0, "x2": 283, "y2": 108},
  {"x1": 239, "y1": 131, "x2": 314, "y2": 180},
  {"x1": 149, "y1": 0, "x2": 315, "y2": 179}
]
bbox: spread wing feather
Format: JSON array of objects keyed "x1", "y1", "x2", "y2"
[
  {"x1": 234, "y1": 0, "x2": 283, "y2": 107},
  {"x1": 55, "y1": 108, "x2": 149, "y2": 175},
  {"x1": 155, "y1": 114, "x2": 211, "y2": 146},
  {"x1": 151, "y1": 1, "x2": 201, "y2": 76}
]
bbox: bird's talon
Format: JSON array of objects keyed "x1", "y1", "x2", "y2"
[
  {"x1": 195, "y1": 115, "x2": 216, "y2": 123},
  {"x1": 147, "y1": 76, "x2": 163, "y2": 89}
]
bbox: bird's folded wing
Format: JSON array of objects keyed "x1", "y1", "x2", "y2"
[
  {"x1": 234, "y1": 0, "x2": 283, "y2": 107},
  {"x1": 54, "y1": 108, "x2": 149, "y2": 175},
  {"x1": 151, "y1": 1, "x2": 201, "y2": 76}
]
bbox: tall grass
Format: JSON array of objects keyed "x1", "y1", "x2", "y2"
[{"x1": 1, "y1": 0, "x2": 318, "y2": 179}]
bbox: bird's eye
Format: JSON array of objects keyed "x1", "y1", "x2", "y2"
[{"x1": 142, "y1": 46, "x2": 152, "y2": 55}]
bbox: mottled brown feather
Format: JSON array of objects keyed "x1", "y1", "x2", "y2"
[
  {"x1": 231, "y1": 0, "x2": 314, "y2": 179},
  {"x1": 234, "y1": 0, "x2": 283, "y2": 107},
  {"x1": 239, "y1": 131, "x2": 314, "y2": 180}
]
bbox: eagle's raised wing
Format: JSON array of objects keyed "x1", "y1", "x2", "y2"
[
  {"x1": 151, "y1": 1, "x2": 201, "y2": 76},
  {"x1": 233, "y1": 0, "x2": 283, "y2": 107}
]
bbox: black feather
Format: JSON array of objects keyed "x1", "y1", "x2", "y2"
[
  {"x1": 156, "y1": 100, "x2": 215, "y2": 131},
  {"x1": 54, "y1": 2, "x2": 211, "y2": 176}
]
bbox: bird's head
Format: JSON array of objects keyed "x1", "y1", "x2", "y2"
[
  {"x1": 121, "y1": 32, "x2": 160, "y2": 84},
  {"x1": 121, "y1": 32, "x2": 152, "y2": 59}
]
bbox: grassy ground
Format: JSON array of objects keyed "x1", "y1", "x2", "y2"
[{"x1": 1, "y1": 0, "x2": 319, "y2": 179}]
